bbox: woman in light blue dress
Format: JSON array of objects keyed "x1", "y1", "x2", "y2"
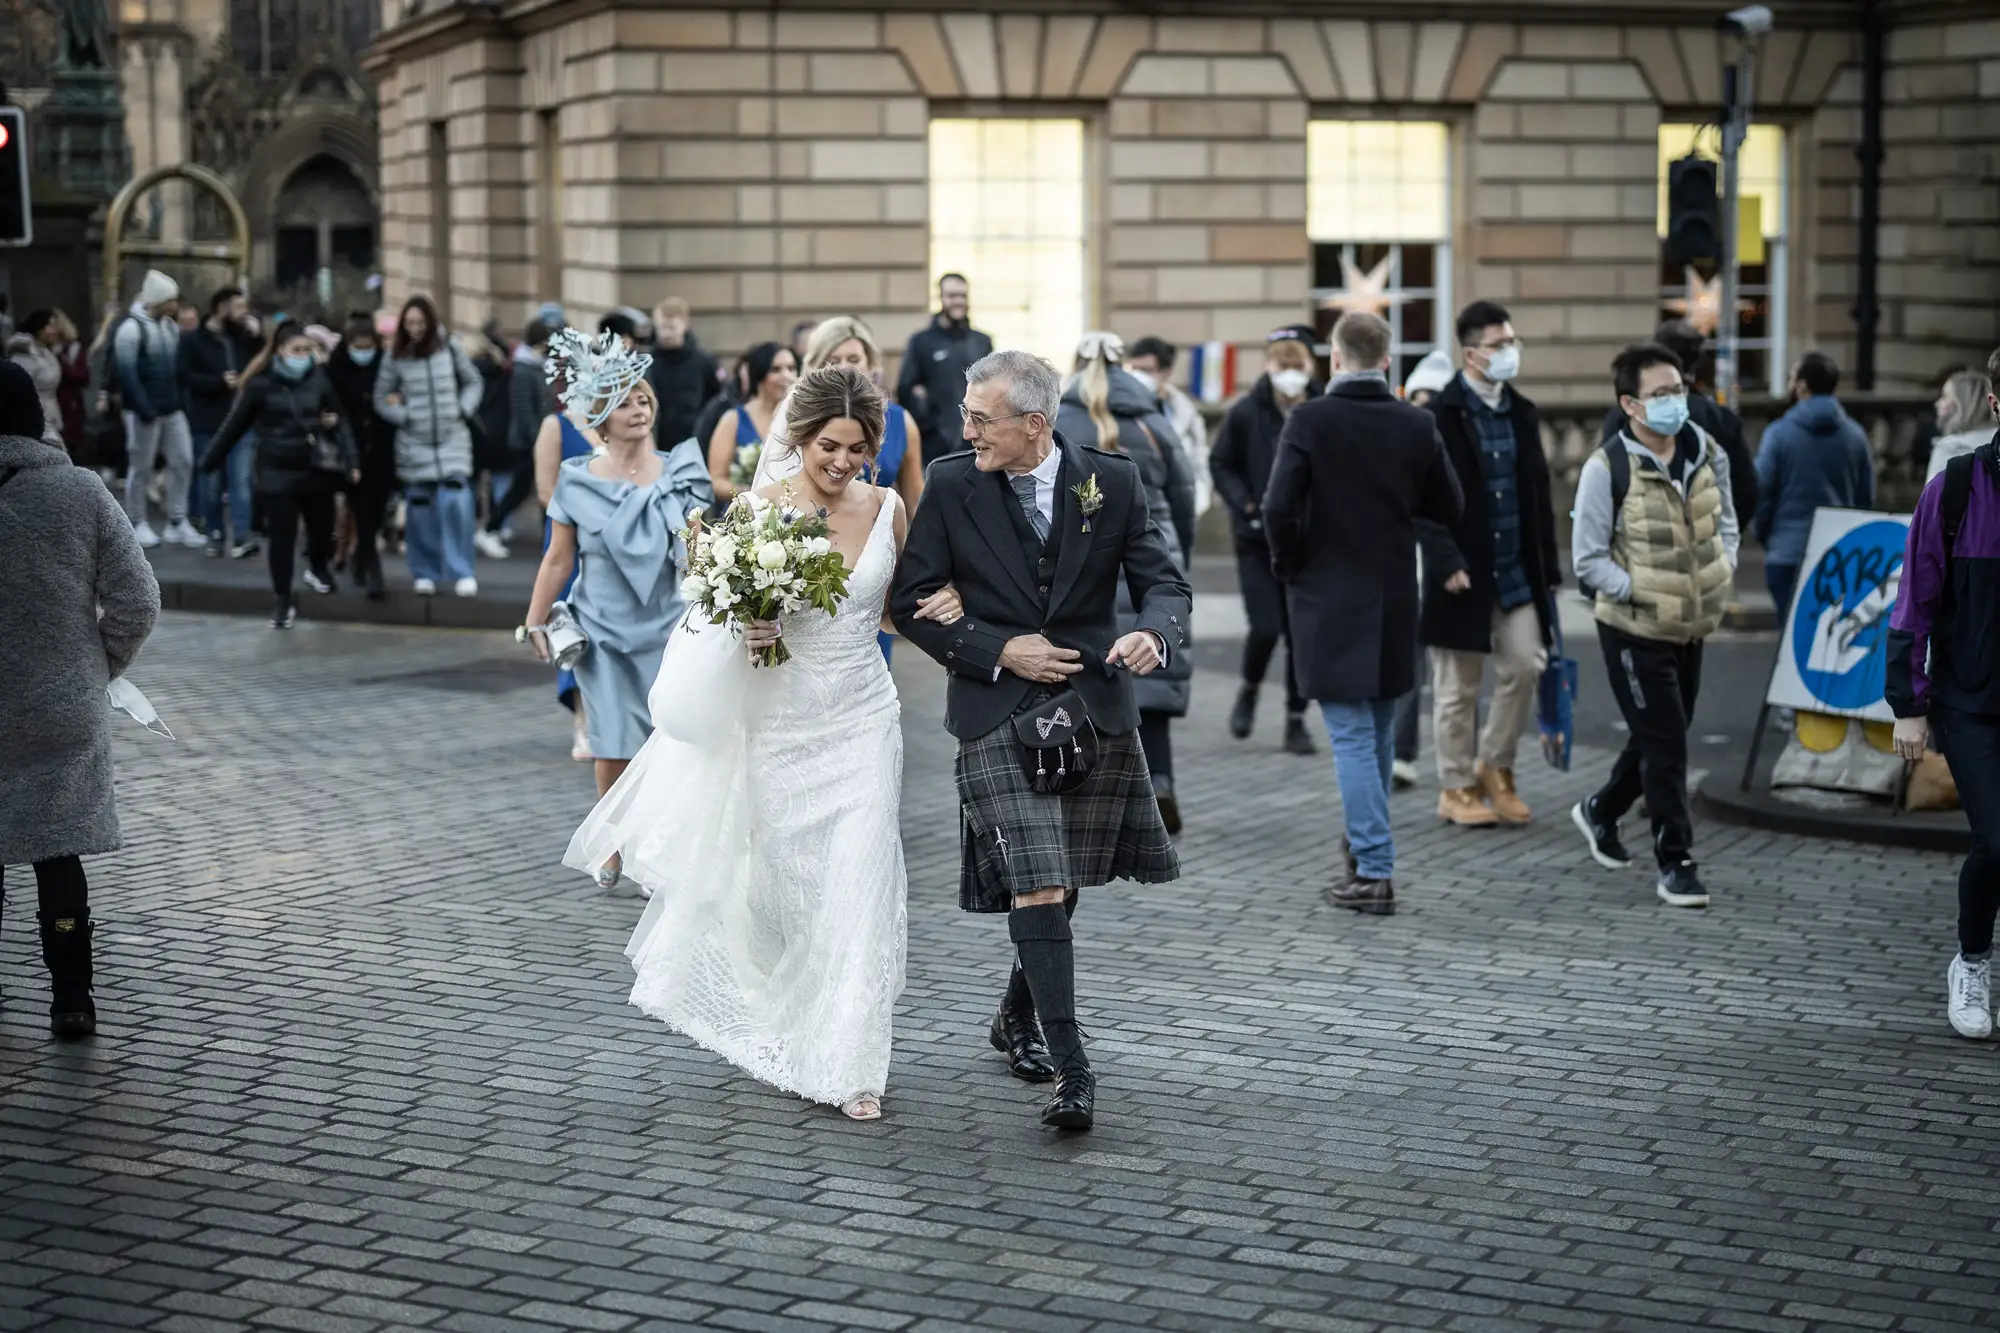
[{"x1": 525, "y1": 334, "x2": 714, "y2": 885}]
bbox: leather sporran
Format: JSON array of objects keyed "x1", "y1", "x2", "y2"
[{"x1": 1014, "y1": 689, "x2": 1099, "y2": 795}]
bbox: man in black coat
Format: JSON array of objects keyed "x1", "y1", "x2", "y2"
[
  {"x1": 891, "y1": 349, "x2": 1189, "y2": 1133},
  {"x1": 1265, "y1": 312, "x2": 1463, "y2": 916},
  {"x1": 1419, "y1": 299, "x2": 1562, "y2": 830},
  {"x1": 646, "y1": 296, "x2": 722, "y2": 447},
  {"x1": 1596, "y1": 318, "x2": 1757, "y2": 533},
  {"x1": 178, "y1": 286, "x2": 261, "y2": 555},
  {"x1": 894, "y1": 273, "x2": 993, "y2": 456}
]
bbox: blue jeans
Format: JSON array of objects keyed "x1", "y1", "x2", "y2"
[
  {"x1": 1766, "y1": 562, "x2": 1800, "y2": 618},
  {"x1": 404, "y1": 479, "x2": 477, "y2": 583},
  {"x1": 1320, "y1": 698, "x2": 1398, "y2": 880},
  {"x1": 198, "y1": 432, "x2": 255, "y2": 542}
]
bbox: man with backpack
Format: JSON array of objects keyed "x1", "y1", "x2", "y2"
[
  {"x1": 1887, "y1": 347, "x2": 2000, "y2": 1040},
  {"x1": 1570, "y1": 343, "x2": 1739, "y2": 909}
]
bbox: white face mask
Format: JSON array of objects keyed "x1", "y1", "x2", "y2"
[
  {"x1": 1271, "y1": 369, "x2": 1311, "y2": 399},
  {"x1": 1126, "y1": 369, "x2": 1158, "y2": 394},
  {"x1": 1479, "y1": 345, "x2": 1521, "y2": 383}
]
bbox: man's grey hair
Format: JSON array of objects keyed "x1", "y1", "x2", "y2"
[{"x1": 966, "y1": 349, "x2": 1061, "y2": 424}]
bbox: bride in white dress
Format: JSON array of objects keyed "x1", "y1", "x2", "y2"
[{"x1": 565, "y1": 365, "x2": 958, "y2": 1121}]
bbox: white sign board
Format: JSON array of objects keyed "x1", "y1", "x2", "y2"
[{"x1": 1764, "y1": 507, "x2": 1910, "y2": 724}]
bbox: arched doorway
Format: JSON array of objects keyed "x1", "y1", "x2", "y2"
[{"x1": 273, "y1": 153, "x2": 374, "y2": 292}]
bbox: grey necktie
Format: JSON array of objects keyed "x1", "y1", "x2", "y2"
[{"x1": 1011, "y1": 473, "x2": 1049, "y2": 543}]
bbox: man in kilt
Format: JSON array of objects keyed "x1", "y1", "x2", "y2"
[{"x1": 891, "y1": 349, "x2": 1190, "y2": 1130}]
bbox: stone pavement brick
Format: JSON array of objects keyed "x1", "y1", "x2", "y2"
[{"x1": 2, "y1": 613, "x2": 2000, "y2": 1331}]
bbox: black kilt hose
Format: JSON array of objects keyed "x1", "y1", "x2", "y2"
[{"x1": 956, "y1": 720, "x2": 1179, "y2": 913}]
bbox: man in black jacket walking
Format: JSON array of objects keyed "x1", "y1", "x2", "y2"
[
  {"x1": 1265, "y1": 312, "x2": 1464, "y2": 916},
  {"x1": 646, "y1": 296, "x2": 721, "y2": 447},
  {"x1": 179, "y1": 286, "x2": 261, "y2": 555},
  {"x1": 895, "y1": 273, "x2": 992, "y2": 456},
  {"x1": 1420, "y1": 300, "x2": 1562, "y2": 830}
]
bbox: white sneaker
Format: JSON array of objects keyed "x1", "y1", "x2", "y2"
[
  {"x1": 1392, "y1": 759, "x2": 1419, "y2": 790},
  {"x1": 1948, "y1": 955, "x2": 1993, "y2": 1039},
  {"x1": 132, "y1": 520, "x2": 162, "y2": 548},
  {"x1": 412, "y1": 577, "x2": 438, "y2": 596},
  {"x1": 165, "y1": 520, "x2": 207, "y2": 548},
  {"x1": 453, "y1": 577, "x2": 479, "y2": 598},
  {"x1": 473, "y1": 530, "x2": 509, "y2": 560}
]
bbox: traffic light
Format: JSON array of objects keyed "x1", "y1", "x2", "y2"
[
  {"x1": 1665, "y1": 154, "x2": 1718, "y2": 265},
  {"x1": 0, "y1": 107, "x2": 28, "y2": 247}
]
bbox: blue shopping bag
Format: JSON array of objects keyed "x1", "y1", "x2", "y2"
[{"x1": 1538, "y1": 615, "x2": 1579, "y2": 771}]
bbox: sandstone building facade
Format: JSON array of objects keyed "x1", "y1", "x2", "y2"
[{"x1": 364, "y1": 1, "x2": 1999, "y2": 405}]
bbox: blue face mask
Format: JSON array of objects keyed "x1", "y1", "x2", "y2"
[
  {"x1": 278, "y1": 353, "x2": 316, "y2": 379},
  {"x1": 348, "y1": 348, "x2": 377, "y2": 366},
  {"x1": 1641, "y1": 393, "x2": 1690, "y2": 437}
]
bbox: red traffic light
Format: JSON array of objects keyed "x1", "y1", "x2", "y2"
[{"x1": 0, "y1": 123, "x2": 10, "y2": 151}]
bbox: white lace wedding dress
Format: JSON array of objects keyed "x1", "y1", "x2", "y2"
[{"x1": 565, "y1": 494, "x2": 907, "y2": 1106}]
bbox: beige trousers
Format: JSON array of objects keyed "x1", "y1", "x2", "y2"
[{"x1": 1431, "y1": 601, "x2": 1548, "y2": 789}]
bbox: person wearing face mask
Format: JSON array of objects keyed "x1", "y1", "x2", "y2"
[
  {"x1": 1571, "y1": 343, "x2": 1738, "y2": 910},
  {"x1": 201, "y1": 321, "x2": 360, "y2": 628},
  {"x1": 1210, "y1": 325, "x2": 1323, "y2": 756},
  {"x1": 1126, "y1": 337, "x2": 1210, "y2": 518},
  {"x1": 1418, "y1": 300, "x2": 1562, "y2": 830},
  {"x1": 325, "y1": 311, "x2": 396, "y2": 600}
]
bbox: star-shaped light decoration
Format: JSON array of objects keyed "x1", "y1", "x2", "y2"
[
  {"x1": 1316, "y1": 255, "x2": 1399, "y2": 318},
  {"x1": 1662, "y1": 267, "x2": 1751, "y2": 338}
]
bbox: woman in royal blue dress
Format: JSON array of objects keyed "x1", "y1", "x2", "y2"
[
  {"x1": 704, "y1": 340, "x2": 795, "y2": 507},
  {"x1": 754, "y1": 316, "x2": 927, "y2": 659}
]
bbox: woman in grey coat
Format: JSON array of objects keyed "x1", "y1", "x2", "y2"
[
  {"x1": 1058, "y1": 333, "x2": 1197, "y2": 833},
  {"x1": 0, "y1": 360, "x2": 160, "y2": 1038},
  {"x1": 373, "y1": 295, "x2": 484, "y2": 597}
]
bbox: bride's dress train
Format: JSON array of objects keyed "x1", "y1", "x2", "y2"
[{"x1": 566, "y1": 495, "x2": 907, "y2": 1106}]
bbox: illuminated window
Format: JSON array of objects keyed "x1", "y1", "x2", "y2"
[
  {"x1": 1307, "y1": 121, "x2": 1451, "y2": 387},
  {"x1": 1657, "y1": 123, "x2": 1788, "y2": 395},
  {"x1": 928, "y1": 118, "x2": 1086, "y2": 368}
]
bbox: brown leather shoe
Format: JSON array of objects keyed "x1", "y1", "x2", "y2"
[
  {"x1": 1325, "y1": 877, "x2": 1394, "y2": 915},
  {"x1": 1475, "y1": 762, "x2": 1532, "y2": 825},
  {"x1": 1437, "y1": 786, "x2": 1499, "y2": 827}
]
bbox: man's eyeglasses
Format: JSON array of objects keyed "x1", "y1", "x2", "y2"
[
  {"x1": 960, "y1": 406, "x2": 1035, "y2": 435},
  {"x1": 1475, "y1": 337, "x2": 1523, "y2": 353}
]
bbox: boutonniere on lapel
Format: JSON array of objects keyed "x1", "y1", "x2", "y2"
[{"x1": 1071, "y1": 474, "x2": 1105, "y2": 534}]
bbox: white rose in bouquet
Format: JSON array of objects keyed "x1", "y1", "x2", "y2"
[
  {"x1": 756, "y1": 541, "x2": 788, "y2": 571},
  {"x1": 682, "y1": 574, "x2": 710, "y2": 601},
  {"x1": 803, "y1": 535, "x2": 832, "y2": 559},
  {"x1": 710, "y1": 537, "x2": 739, "y2": 569}
]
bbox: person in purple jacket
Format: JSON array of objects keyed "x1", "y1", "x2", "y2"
[{"x1": 1886, "y1": 350, "x2": 2000, "y2": 1041}]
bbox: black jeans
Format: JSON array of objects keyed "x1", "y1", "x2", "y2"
[
  {"x1": 0, "y1": 855, "x2": 88, "y2": 930},
  {"x1": 349, "y1": 480, "x2": 393, "y2": 582},
  {"x1": 487, "y1": 450, "x2": 537, "y2": 534},
  {"x1": 1591, "y1": 622, "x2": 1704, "y2": 868},
  {"x1": 1934, "y1": 705, "x2": 2000, "y2": 957},
  {"x1": 263, "y1": 487, "x2": 336, "y2": 600},
  {"x1": 1236, "y1": 546, "x2": 1306, "y2": 714}
]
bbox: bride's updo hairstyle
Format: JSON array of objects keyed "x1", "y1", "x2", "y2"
[{"x1": 774, "y1": 364, "x2": 885, "y2": 464}]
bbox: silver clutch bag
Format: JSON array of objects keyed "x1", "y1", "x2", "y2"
[{"x1": 543, "y1": 600, "x2": 589, "y2": 670}]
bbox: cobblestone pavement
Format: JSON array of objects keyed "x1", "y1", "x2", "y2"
[{"x1": 3, "y1": 614, "x2": 1998, "y2": 1333}]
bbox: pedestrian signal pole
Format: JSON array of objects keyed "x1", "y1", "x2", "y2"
[
  {"x1": 0, "y1": 107, "x2": 30, "y2": 248},
  {"x1": 1715, "y1": 6, "x2": 1771, "y2": 406}
]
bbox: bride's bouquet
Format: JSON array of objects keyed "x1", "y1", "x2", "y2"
[{"x1": 681, "y1": 495, "x2": 851, "y2": 667}]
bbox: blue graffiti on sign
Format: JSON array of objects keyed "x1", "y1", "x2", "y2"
[{"x1": 1789, "y1": 519, "x2": 1907, "y2": 712}]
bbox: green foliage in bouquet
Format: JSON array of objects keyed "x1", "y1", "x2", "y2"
[
  {"x1": 680, "y1": 495, "x2": 852, "y2": 667},
  {"x1": 727, "y1": 443, "x2": 763, "y2": 491}
]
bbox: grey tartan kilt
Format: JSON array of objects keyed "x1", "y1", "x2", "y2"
[{"x1": 955, "y1": 719, "x2": 1181, "y2": 914}]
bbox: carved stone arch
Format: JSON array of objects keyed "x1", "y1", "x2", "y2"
[{"x1": 236, "y1": 111, "x2": 380, "y2": 244}]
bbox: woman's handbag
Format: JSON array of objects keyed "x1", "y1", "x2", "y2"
[
  {"x1": 1014, "y1": 688, "x2": 1099, "y2": 795},
  {"x1": 540, "y1": 600, "x2": 590, "y2": 670}
]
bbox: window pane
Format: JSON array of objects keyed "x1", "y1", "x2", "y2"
[
  {"x1": 929, "y1": 118, "x2": 1086, "y2": 367},
  {"x1": 1307, "y1": 120, "x2": 1448, "y2": 242},
  {"x1": 1657, "y1": 122, "x2": 1785, "y2": 241}
]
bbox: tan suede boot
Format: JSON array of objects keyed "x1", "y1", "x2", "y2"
[
  {"x1": 1475, "y1": 762, "x2": 1533, "y2": 825},
  {"x1": 1437, "y1": 786, "x2": 1499, "y2": 826}
]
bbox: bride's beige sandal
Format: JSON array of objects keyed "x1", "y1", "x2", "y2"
[{"x1": 840, "y1": 1094, "x2": 882, "y2": 1121}]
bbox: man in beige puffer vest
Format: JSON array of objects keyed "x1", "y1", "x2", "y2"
[{"x1": 1570, "y1": 343, "x2": 1739, "y2": 910}]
